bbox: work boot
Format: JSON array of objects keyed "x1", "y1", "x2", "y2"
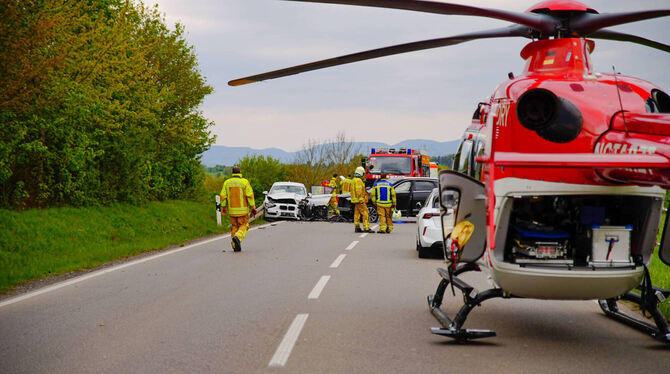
[
  {"x1": 364, "y1": 228, "x2": 373, "y2": 233},
  {"x1": 386, "y1": 228, "x2": 392, "y2": 233},
  {"x1": 232, "y1": 237, "x2": 241, "y2": 252},
  {"x1": 355, "y1": 226, "x2": 362, "y2": 233},
  {"x1": 377, "y1": 229, "x2": 386, "y2": 234}
]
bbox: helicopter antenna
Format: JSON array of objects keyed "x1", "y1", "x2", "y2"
[{"x1": 612, "y1": 66, "x2": 628, "y2": 136}]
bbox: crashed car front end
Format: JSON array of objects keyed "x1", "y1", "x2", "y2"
[{"x1": 264, "y1": 194, "x2": 301, "y2": 220}]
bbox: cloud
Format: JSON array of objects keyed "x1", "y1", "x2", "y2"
[
  {"x1": 144, "y1": 0, "x2": 670, "y2": 150},
  {"x1": 209, "y1": 106, "x2": 471, "y2": 151}
]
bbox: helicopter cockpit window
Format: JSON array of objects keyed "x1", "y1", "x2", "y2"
[
  {"x1": 473, "y1": 141, "x2": 486, "y2": 180},
  {"x1": 651, "y1": 89, "x2": 670, "y2": 113},
  {"x1": 458, "y1": 140, "x2": 473, "y2": 175}
]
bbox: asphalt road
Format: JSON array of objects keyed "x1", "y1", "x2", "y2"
[{"x1": 1, "y1": 221, "x2": 668, "y2": 373}]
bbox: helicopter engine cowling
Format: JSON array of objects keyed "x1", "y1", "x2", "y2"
[{"x1": 516, "y1": 88, "x2": 583, "y2": 143}]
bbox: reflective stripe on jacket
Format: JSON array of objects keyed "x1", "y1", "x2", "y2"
[
  {"x1": 371, "y1": 179, "x2": 396, "y2": 207},
  {"x1": 350, "y1": 177, "x2": 367, "y2": 204},
  {"x1": 221, "y1": 173, "x2": 255, "y2": 216}
]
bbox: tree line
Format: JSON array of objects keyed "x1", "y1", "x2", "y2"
[
  {"x1": 0, "y1": 0, "x2": 214, "y2": 209},
  {"x1": 204, "y1": 132, "x2": 366, "y2": 201}
]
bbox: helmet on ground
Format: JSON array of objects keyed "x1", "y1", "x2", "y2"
[
  {"x1": 354, "y1": 166, "x2": 365, "y2": 177},
  {"x1": 392, "y1": 210, "x2": 401, "y2": 220}
]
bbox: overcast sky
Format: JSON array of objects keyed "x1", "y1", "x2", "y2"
[{"x1": 144, "y1": 0, "x2": 670, "y2": 151}]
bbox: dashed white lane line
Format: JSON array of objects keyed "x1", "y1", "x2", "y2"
[
  {"x1": 359, "y1": 225, "x2": 379, "y2": 238},
  {"x1": 345, "y1": 241, "x2": 359, "y2": 250},
  {"x1": 268, "y1": 313, "x2": 309, "y2": 368},
  {"x1": 0, "y1": 222, "x2": 281, "y2": 309},
  {"x1": 329, "y1": 254, "x2": 347, "y2": 268},
  {"x1": 308, "y1": 275, "x2": 331, "y2": 299}
]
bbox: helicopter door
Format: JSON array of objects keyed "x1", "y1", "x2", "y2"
[
  {"x1": 658, "y1": 213, "x2": 670, "y2": 266},
  {"x1": 438, "y1": 170, "x2": 487, "y2": 263}
]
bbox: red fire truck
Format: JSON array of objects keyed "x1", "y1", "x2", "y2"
[{"x1": 363, "y1": 148, "x2": 431, "y2": 187}]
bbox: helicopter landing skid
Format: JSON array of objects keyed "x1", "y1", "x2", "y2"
[
  {"x1": 428, "y1": 263, "x2": 504, "y2": 342},
  {"x1": 598, "y1": 286, "x2": 670, "y2": 344}
]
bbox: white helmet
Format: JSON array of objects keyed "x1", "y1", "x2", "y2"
[
  {"x1": 354, "y1": 166, "x2": 365, "y2": 177},
  {"x1": 392, "y1": 210, "x2": 402, "y2": 220}
]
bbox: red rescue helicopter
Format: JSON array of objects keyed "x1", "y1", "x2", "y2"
[{"x1": 229, "y1": 0, "x2": 670, "y2": 343}]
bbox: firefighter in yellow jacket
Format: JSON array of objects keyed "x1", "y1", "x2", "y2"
[
  {"x1": 327, "y1": 174, "x2": 340, "y2": 216},
  {"x1": 351, "y1": 166, "x2": 371, "y2": 233},
  {"x1": 371, "y1": 174, "x2": 396, "y2": 233},
  {"x1": 220, "y1": 166, "x2": 256, "y2": 252}
]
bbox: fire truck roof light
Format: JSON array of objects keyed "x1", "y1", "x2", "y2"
[
  {"x1": 371, "y1": 148, "x2": 376, "y2": 154},
  {"x1": 407, "y1": 149, "x2": 412, "y2": 154}
]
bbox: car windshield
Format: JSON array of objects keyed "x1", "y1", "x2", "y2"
[
  {"x1": 369, "y1": 156, "x2": 412, "y2": 175},
  {"x1": 270, "y1": 185, "x2": 306, "y2": 195}
]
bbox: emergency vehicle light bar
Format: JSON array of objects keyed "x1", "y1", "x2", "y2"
[{"x1": 371, "y1": 148, "x2": 416, "y2": 155}]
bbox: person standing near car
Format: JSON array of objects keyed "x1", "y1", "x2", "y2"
[
  {"x1": 327, "y1": 173, "x2": 341, "y2": 216},
  {"x1": 371, "y1": 174, "x2": 396, "y2": 233},
  {"x1": 220, "y1": 166, "x2": 256, "y2": 252},
  {"x1": 351, "y1": 166, "x2": 371, "y2": 233}
]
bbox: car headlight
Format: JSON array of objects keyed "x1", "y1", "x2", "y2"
[{"x1": 265, "y1": 197, "x2": 277, "y2": 208}]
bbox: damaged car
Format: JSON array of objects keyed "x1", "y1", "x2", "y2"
[{"x1": 263, "y1": 182, "x2": 307, "y2": 220}]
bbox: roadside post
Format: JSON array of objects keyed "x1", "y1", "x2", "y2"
[{"x1": 215, "y1": 195, "x2": 222, "y2": 226}]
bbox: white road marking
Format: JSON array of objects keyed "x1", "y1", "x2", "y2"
[
  {"x1": 359, "y1": 233, "x2": 368, "y2": 238},
  {"x1": 371, "y1": 224, "x2": 379, "y2": 231},
  {"x1": 345, "y1": 241, "x2": 359, "y2": 250},
  {"x1": 268, "y1": 313, "x2": 309, "y2": 368},
  {"x1": 308, "y1": 275, "x2": 331, "y2": 299},
  {"x1": 329, "y1": 254, "x2": 346, "y2": 268},
  {"x1": 0, "y1": 222, "x2": 281, "y2": 309}
]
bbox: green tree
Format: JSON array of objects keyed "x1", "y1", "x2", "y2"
[{"x1": 0, "y1": 0, "x2": 214, "y2": 208}]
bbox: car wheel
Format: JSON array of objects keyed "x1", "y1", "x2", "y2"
[
  {"x1": 418, "y1": 243, "x2": 430, "y2": 259},
  {"x1": 368, "y1": 205, "x2": 378, "y2": 223}
]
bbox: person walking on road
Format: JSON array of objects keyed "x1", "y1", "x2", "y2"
[
  {"x1": 351, "y1": 166, "x2": 371, "y2": 233},
  {"x1": 327, "y1": 173, "x2": 341, "y2": 216},
  {"x1": 220, "y1": 166, "x2": 256, "y2": 252},
  {"x1": 371, "y1": 174, "x2": 396, "y2": 233}
]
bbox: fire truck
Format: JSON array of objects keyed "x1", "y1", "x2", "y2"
[{"x1": 363, "y1": 148, "x2": 431, "y2": 187}]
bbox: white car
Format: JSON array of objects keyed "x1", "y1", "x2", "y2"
[
  {"x1": 416, "y1": 188, "x2": 454, "y2": 258},
  {"x1": 263, "y1": 182, "x2": 307, "y2": 220}
]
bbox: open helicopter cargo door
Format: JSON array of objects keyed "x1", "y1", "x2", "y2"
[{"x1": 438, "y1": 170, "x2": 486, "y2": 263}]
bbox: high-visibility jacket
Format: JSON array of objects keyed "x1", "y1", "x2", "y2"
[
  {"x1": 341, "y1": 178, "x2": 352, "y2": 193},
  {"x1": 329, "y1": 177, "x2": 339, "y2": 196},
  {"x1": 371, "y1": 179, "x2": 396, "y2": 208},
  {"x1": 350, "y1": 177, "x2": 368, "y2": 204},
  {"x1": 220, "y1": 173, "x2": 255, "y2": 216}
]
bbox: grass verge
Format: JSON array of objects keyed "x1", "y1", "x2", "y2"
[{"x1": 0, "y1": 200, "x2": 261, "y2": 294}]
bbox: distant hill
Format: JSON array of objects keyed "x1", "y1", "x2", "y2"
[{"x1": 200, "y1": 139, "x2": 460, "y2": 167}]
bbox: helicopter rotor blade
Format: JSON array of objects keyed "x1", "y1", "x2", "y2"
[
  {"x1": 571, "y1": 10, "x2": 670, "y2": 35},
  {"x1": 229, "y1": 26, "x2": 531, "y2": 86},
  {"x1": 283, "y1": 0, "x2": 555, "y2": 34},
  {"x1": 587, "y1": 29, "x2": 670, "y2": 54}
]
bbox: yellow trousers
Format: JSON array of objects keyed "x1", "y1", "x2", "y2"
[
  {"x1": 328, "y1": 196, "x2": 340, "y2": 215},
  {"x1": 354, "y1": 203, "x2": 370, "y2": 230},
  {"x1": 377, "y1": 205, "x2": 393, "y2": 233},
  {"x1": 230, "y1": 215, "x2": 250, "y2": 244}
]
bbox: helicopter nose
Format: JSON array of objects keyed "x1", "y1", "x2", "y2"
[{"x1": 516, "y1": 88, "x2": 583, "y2": 143}]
